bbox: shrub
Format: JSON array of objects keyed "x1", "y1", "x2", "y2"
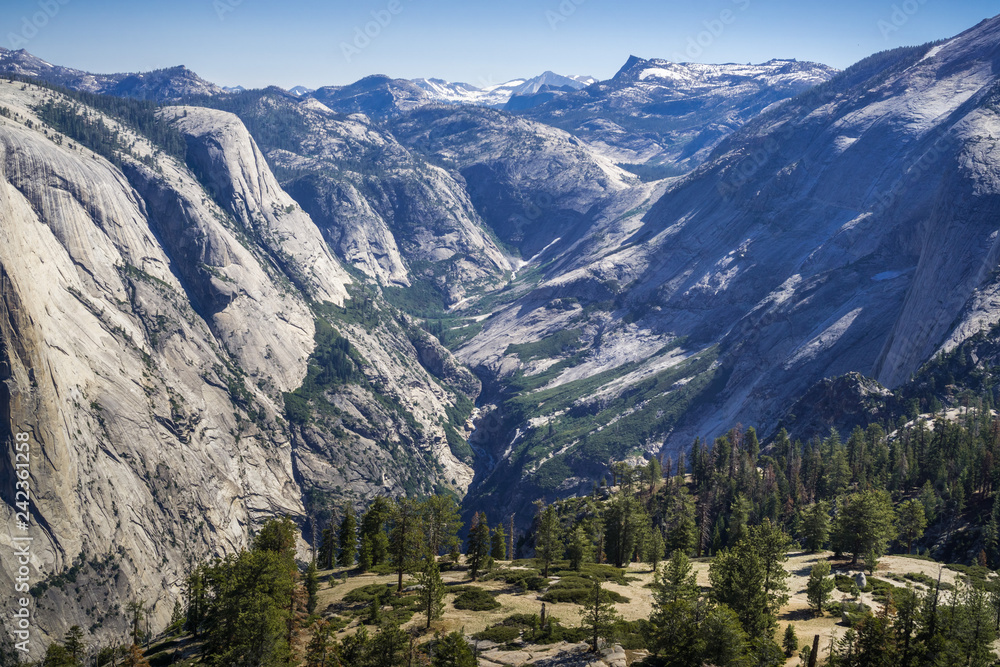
[
  {"x1": 343, "y1": 583, "x2": 395, "y2": 605},
  {"x1": 473, "y1": 625, "x2": 521, "y2": 643},
  {"x1": 483, "y1": 569, "x2": 549, "y2": 592},
  {"x1": 500, "y1": 613, "x2": 540, "y2": 628},
  {"x1": 902, "y1": 572, "x2": 951, "y2": 589},
  {"x1": 612, "y1": 619, "x2": 652, "y2": 650},
  {"x1": 835, "y1": 574, "x2": 865, "y2": 594},
  {"x1": 946, "y1": 564, "x2": 991, "y2": 584},
  {"x1": 868, "y1": 578, "x2": 906, "y2": 603},
  {"x1": 552, "y1": 563, "x2": 628, "y2": 585},
  {"x1": 540, "y1": 584, "x2": 629, "y2": 605},
  {"x1": 903, "y1": 572, "x2": 934, "y2": 587},
  {"x1": 453, "y1": 588, "x2": 501, "y2": 611},
  {"x1": 525, "y1": 622, "x2": 589, "y2": 645}
]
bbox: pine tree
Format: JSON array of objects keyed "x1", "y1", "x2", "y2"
[
  {"x1": 340, "y1": 626, "x2": 371, "y2": 666},
  {"x1": 897, "y1": 499, "x2": 927, "y2": 555},
  {"x1": 431, "y1": 631, "x2": 476, "y2": 667},
  {"x1": 359, "y1": 498, "x2": 392, "y2": 569},
  {"x1": 125, "y1": 600, "x2": 146, "y2": 645},
  {"x1": 535, "y1": 504, "x2": 559, "y2": 576},
  {"x1": 727, "y1": 494, "x2": 751, "y2": 546},
  {"x1": 783, "y1": 624, "x2": 798, "y2": 657},
  {"x1": 184, "y1": 567, "x2": 206, "y2": 637},
  {"x1": 304, "y1": 619, "x2": 338, "y2": 667},
  {"x1": 566, "y1": 523, "x2": 592, "y2": 571},
  {"x1": 710, "y1": 520, "x2": 790, "y2": 637},
  {"x1": 414, "y1": 556, "x2": 446, "y2": 630},
  {"x1": 423, "y1": 494, "x2": 463, "y2": 558},
  {"x1": 605, "y1": 493, "x2": 650, "y2": 566},
  {"x1": 663, "y1": 488, "x2": 697, "y2": 556},
  {"x1": 801, "y1": 500, "x2": 831, "y2": 552},
  {"x1": 649, "y1": 549, "x2": 703, "y2": 664},
  {"x1": 700, "y1": 605, "x2": 750, "y2": 667},
  {"x1": 199, "y1": 518, "x2": 300, "y2": 666},
  {"x1": 984, "y1": 494, "x2": 1000, "y2": 566},
  {"x1": 318, "y1": 525, "x2": 335, "y2": 570},
  {"x1": 806, "y1": 560, "x2": 835, "y2": 616},
  {"x1": 358, "y1": 533, "x2": 374, "y2": 573},
  {"x1": 466, "y1": 512, "x2": 492, "y2": 581},
  {"x1": 491, "y1": 523, "x2": 507, "y2": 561},
  {"x1": 41, "y1": 643, "x2": 74, "y2": 667},
  {"x1": 656, "y1": 550, "x2": 699, "y2": 605},
  {"x1": 306, "y1": 560, "x2": 320, "y2": 615},
  {"x1": 645, "y1": 528, "x2": 665, "y2": 571},
  {"x1": 832, "y1": 490, "x2": 897, "y2": 566},
  {"x1": 63, "y1": 626, "x2": 85, "y2": 664},
  {"x1": 388, "y1": 498, "x2": 424, "y2": 592},
  {"x1": 919, "y1": 480, "x2": 940, "y2": 523},
  {"x1": 646, "y1": 457, "x2": 662, "y2": 494},
  {"x1": 371, "y1": 621, "x2": 408, "y2": 667},
  {"x1": 337, "y1": 505, "x2": 357, "y2": 568},
  {"x1": 583, "y1": 579, "x2": 622, "y2": 653},
  {"x1": 865, "y1": 545, "x2": 881, "y2": 575}
]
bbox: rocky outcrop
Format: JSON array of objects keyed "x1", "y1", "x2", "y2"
[
  {"x1": 776, "y1": 372, "x2": 894, "y2": 443},
  {"x1": 0, "y1": 80, "x2": 307, "y2": 654},
  {"x1": 391, "y1": 105, "x2": 634, "y2": 258},
  {"x1": 0, "y1": 49, "x2": 225, "y2": 101},
  {"x1": 0, "y1": 81, "x2": 476, "y2": 656},
  {"x1": 195, "y1": 93, "x2": 514, "y2": 301},
  {"x1": 165, "y1": 106, "x2": 352, "y2": 307},
  {"x1": 457, "y1": 17, "x2": 1000, "y2": 525}
]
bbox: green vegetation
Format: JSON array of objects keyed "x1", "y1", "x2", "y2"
[
  {"x1": 482, "y1": 568, "x2": 549, "y2": 591},
  {"x1": 180, "y1": 87, "x2": 316, "y2": 154},
  {"x1": 477, "y1": 341, "x2": 714, "y2": 498},
  {"x1": 540, "y1": 578, "x2": 629, "y2": 605},
  {"x1": 383, "y1": 278, "x2": 448, "y2": 319},
  {"x1": 184, "y1": 517, "x2": 301, "y2": 666},
  {"x1": 472, "y1": 624, "x2": 521, "y2": 643},
  {"x1": 806, "y1": 559, "x2": 836, "y2": 615},
  {"x1": 506, "y1": 328, "x2": 584, "y2": 361},
  {"x1": 452, "y1": 588, "x2": 501, "y2": 611},
  {"x1": 33, "y1": 87, "x2": 187, "y2": 169},
  {"x1": 283, "y1": 318, "x2": 363, "y2": 425}
]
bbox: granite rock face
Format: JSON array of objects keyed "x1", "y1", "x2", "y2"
[
  {"x1": 456, "y1": 17, "x2": 1000, "y2": 523},
  {"x1": 0, "y1": 81, "x2": 474, "y2": 655},
  {"x1": 203, "y1": 93, "x2": 514, "y2": 301}
]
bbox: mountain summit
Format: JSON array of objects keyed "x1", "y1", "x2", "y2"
[{"x1": 0, "y1": 47, "x2": 226, "y2": 100}]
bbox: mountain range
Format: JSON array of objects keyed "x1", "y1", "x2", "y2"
[{"x1": 3, "y1": 14, "x2": 1000, "y2": 654}]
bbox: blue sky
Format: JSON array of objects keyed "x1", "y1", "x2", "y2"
[{"x1": 4, "y1": 0, "x2": 996, "y2": 89}]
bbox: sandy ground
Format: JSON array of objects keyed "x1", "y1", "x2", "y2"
[
  {"x1": 767, "y1": 552, "x2": 964, "y2": 666},
  {"x1": 314, "y1": 563, "x2": 587, "y2": 638},
  {"x1": 313, "y1": 553, "x2": 978, "y2": 666}
]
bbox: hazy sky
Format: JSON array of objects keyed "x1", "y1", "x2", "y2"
[{"x1": 4, "y1": 0, "x2": 996, "y2": 89}]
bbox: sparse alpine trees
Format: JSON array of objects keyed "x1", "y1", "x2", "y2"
[
  {"x1": 535, "y1": 503, "x2": 560, "y2": 576},
  {"x1": 806, "y1": 559, "x2": 835, "y2": 616},
  {"x1": 337, "y1": 505, "x2": 357, "y2": 568},
  {"x1": 583, "y1": 579, "x2": 622, "y2": 653},
  {"x1": 466, "y1": 512, "x2": 492, "y2": 581},
  {"x1": 388, "y1": 498, "x2": 425, "y2": 593},
  {"x1": 414, "y1": 555, "x2": 446, "y2": 630},
  {"x1": 710, "y1": 520, "x2": 791, "y2": 638}
]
